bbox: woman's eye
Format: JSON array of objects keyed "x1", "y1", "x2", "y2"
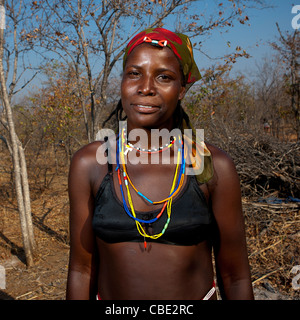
[
  {"x1": 158, "y1": 74, "x2": 171, "y2": 81},
  {"x1": 158, "y1": 74, "x2": 172, "y2": 82},
  {"x1": 128, "y1": 71, "x2": 140, "y2": 77}
]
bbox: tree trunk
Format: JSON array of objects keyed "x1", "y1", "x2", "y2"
[
  {"x1": 19, "y1": 143, "x2": 35, "y2": 251},
  {"x1": 0, "y1": 2, "x2": 34, "y2": 266}
]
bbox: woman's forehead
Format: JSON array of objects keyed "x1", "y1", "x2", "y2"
[{"x1": 124, "y1": 43, "x2": 181, "y2": 69}]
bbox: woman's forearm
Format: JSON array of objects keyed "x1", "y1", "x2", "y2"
[
  {"x1": 220, "y1": 278, "x2": 254, "y2": 300},
  {"x1": 66, "y1": 269, "x2": 94, "y2": 300}
]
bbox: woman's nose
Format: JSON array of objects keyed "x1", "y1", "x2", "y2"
[{"x1": 138, "y1": 76, "x2": 156, "y2": 96}]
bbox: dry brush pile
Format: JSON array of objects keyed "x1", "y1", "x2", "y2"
[{"x1": 204, "y1": 118, "x2": 300, "y2": 298}]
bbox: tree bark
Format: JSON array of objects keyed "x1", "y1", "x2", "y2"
[
  {"x1": 0, "y1": 0, "x2": 34, "y2": 266},
  {"x1": 18, "y1": 143, "x2": 35, "y2": 251}
]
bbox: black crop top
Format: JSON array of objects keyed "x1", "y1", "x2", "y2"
[{"x1": 92, "y1": 162, "x2": 213, "y2": 246}]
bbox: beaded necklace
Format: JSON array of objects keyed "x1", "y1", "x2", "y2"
[
  {"x1": 116, "y1": 128, "x2": 186, "y2": 247},
  {"x1": 125, "y1": 136, "x2": 176, "y2": 154},
  {"x1": 121, "y1": 130, "x2": 185, "y2": 205}
]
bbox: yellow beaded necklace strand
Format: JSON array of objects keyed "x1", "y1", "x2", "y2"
[{"x1": 118, "y1": 128, "x2": 186, "y2": 245}]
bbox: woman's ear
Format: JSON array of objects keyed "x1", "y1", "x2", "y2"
[{"x1": 179, "y1": 86, "x2": 186, "y2": 100}]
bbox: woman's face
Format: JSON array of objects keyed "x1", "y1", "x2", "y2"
[{"x1": 121, "y1": 43, "x2": 186, "y2": 130}]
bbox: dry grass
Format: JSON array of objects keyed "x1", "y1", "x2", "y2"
[{"x1": 244, "y1": 199, "x2": 300, "y2": 298}]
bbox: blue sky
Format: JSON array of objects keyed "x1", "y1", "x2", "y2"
[
  {"x1": 185, "y1": 0, "x2": 298, "y2": 77},
  {"x1": 11, "y1": 0, "x2": 298, "y2": 101},
  {"x1": 110, "y1": 1, "x2": 297, "y2": 82}
]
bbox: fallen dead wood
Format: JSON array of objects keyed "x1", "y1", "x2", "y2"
[
  {"x1": 243, "y1": 200, "x2": 300, "y2": 299},
  {"x1": 249, "y1": 239, "x2": 283, "y2": 258},
  {"x1": 252, "y1": 267, "x2": 284, "y2": 285},
  {"x1": 202, "y1": 117, "x2": 300, "y2": 199},
  {"x1": 243, "y1": 199, "x2": 300, "y2": 210}
]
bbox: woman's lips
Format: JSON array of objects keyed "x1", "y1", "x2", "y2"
[{"x1": 133, "y1": 104, "x2": 160, "y2": 114}]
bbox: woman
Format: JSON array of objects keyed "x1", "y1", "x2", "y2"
[{"x1": 66, "y1": 28, "x2": 254, "y2": 300}]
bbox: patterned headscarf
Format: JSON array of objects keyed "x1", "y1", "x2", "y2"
[{"x1": 123, "y1": 28, "x2": 201, "y2": 90}]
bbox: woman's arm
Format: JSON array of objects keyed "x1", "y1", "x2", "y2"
[
  {"x1": 208, "y1": 145, "x2": 254, "y2": 300},
  {"x1": 66, "y1": 146, "x2": 99, "y2": 300}
]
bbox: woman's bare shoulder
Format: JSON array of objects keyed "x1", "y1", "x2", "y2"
[
  {"x1": 205, "y1": 142, "x2": 237, "y2": 174},
  {"x1": 204, "y1": 142, "x2": 240, "y2": 195},
  {"x1": 69, "y1": 141, "x2": 108, "y2": 184},
  {"x1": 71, "y1": 141, "x2": 103, "y2": 168},
  {"x1": 69, "y1": 135, "x2": 116, "y2": 188}
]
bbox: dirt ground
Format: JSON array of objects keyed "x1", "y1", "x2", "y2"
[
  {"x1": 0, "y1": 151, "x2": 299, "y2": 300},
  {"x1": 0, "y1": 161, "x2": 70, "y2": 300}
]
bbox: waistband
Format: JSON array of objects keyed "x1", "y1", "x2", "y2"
[{"x1": 202, "y1": 281, "x2": 216, "y2": 300}]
